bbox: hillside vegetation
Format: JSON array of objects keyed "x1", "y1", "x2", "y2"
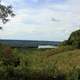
[
  {"x1": 0, "y1": 45, "x2": 80, "y2": 80},
  {"x1": 62, "y1": 29, "x2": 80, "y2": 48},
  {"x1": 0, "y1": 29, "x2": 80, "y2": 80}
]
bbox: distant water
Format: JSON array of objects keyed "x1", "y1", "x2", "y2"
[{"x1": 38, "y1": 45, "x2": 57, "y2": 48}]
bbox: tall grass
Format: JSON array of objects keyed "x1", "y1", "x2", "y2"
[{"x1": 0, "y1": 44, "x2": 80, "y2": 80}]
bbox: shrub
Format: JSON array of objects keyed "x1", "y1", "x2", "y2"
[{"x1": 2, "y1": 47, "x2": 20, "y2": 67}]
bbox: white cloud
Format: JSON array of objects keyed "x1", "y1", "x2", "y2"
[{"x1": 0, "y1": 0, "x2": 80, "y2": 41}]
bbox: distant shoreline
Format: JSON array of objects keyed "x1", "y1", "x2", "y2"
[{"x1": 0, "y1": 39, "x2": 61, "y2": 48}]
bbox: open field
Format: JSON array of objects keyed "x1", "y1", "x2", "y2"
[{"x1": 0, "y1": 45, "x2": 80, "y2": 80}]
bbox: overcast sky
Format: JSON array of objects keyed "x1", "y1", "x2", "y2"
[{"x1": 0, "y1": 0, "x2": 80, "y2": 41}]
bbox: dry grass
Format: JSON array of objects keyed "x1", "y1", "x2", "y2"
[{"x1": 15, "y1": 47, "x2": 80, "y2": 75}]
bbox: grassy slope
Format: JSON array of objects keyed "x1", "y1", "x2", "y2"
[
  {"x1": 14, "y1": 47, "x2": 80, "y2": 75},
  {"x1": 0, "y1": 46, "x2": 80, "y2": 79}
]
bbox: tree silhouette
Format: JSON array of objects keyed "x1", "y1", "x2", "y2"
[{"x1": 0, "y1": 0, "x2": 15, "y2": 29}]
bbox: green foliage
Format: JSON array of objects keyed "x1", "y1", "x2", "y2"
[
  {"x1": 68, "y1": 30, "x2": 80, "y2": 47},
  {"x1": 1, "y1": 47, "x2": 20, "y2": 67},
  {"x1": 0, "y1": 44, "x2": 80, "y2": 80},
  {"x1": 62, "y1": 29, "x2": 80, "y2": 48}
]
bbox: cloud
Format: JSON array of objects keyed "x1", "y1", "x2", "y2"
[{"x1": 0, "y1": 0, "x2": 80, "y2": 41}]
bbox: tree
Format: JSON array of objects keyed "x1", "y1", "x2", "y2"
[{"x1": 0, "y1": 0, "x2": 15, "y2": 29}]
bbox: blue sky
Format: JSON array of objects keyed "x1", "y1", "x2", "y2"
[{"x1": 0, "y1": 0, "x2": 80, "y2": 41}]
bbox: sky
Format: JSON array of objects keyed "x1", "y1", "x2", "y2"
[{"x1": 0, "y1": 0, "x2": 80, "y2": 41}]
